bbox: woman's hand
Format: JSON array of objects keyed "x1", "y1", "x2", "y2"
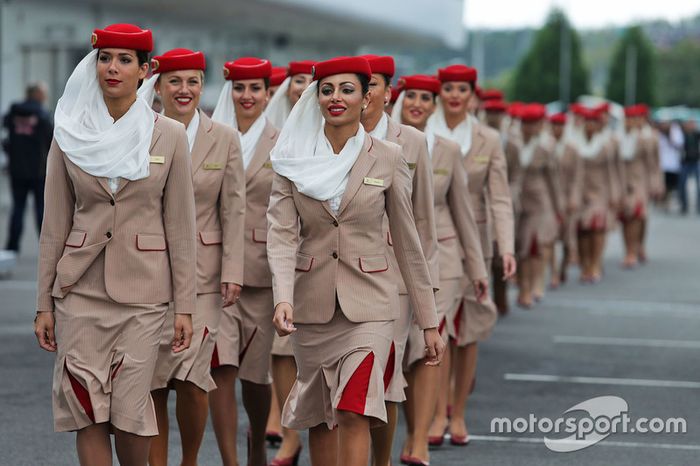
[
  {"x1": 502, "y1": 253, "x2": 517, "y2": 280},
  {"x1": 423, "y1": 327, "x2": 445, "y2": 366},
  {"x1": 473, "y1": 278, "x2": 489, "y2": 303},
  {"x1": 273, "y1": 302, "x2": 297, "y2": 336},
  {"x1": 221, "y1": 282, "x2": 242, "y2": 307},
  {"x1": 34, "y1": 311, "x2": 57, "y2": 352},
  {"x1": 172, "y1": 314, "x2": 193, "y2": 353}
]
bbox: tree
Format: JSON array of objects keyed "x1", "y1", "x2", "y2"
[
  {"x1": 657, "y1": 39, "x2": 700, "y2": 107},
  {"x1": 510, "y1": 9, "x2": 589, "y2": 103},
  {"x1": 605, "y1": 26, "x2": 657, "y2": 105}
]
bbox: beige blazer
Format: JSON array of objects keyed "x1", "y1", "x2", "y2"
[
  {"x1": 556, "y1": 142, "x2": 584, "y2": 212},
  {"x1": 431, "y1": 135, "x2": 487, "y2": 282},
  {"x1": 191, "y1": 111, "x2": 246, "y2": 293},
  {"x1": 241, "y1": 120, "x2": 280, "y2": 288},
  {"x1": 384, "y1": 118, "x2": 439, "y2": 293},
  {"x1": 267, "y1": 135, "x2": 439, "y2": 330},
  {"x1": 462, "y1": 122, "x2": 515, "y2": 259},
  {"x1": 641, "y1": 129, "x2": 663, "y2": 196},
  {"x1": 37, "y1": 114, "x2": 197, "y2": 314},
  {"x1": 580, "y1": 141, "x2": 617, "y2": 226}
]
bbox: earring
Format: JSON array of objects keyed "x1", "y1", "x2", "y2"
[{"x1": 362, "y1": 105, "x2": 367, "y2": 110}]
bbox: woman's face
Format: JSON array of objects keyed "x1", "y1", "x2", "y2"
[
  {"x1": 318, "y1": 73, "x2": 369, "y2": 128},
  {"x1": 365, "y1": 73, "x2": 391, "y2": 121},
  {"x1": 155, "y1": 70, "x2": 202, "y2": 120},
  {"x1": 287, "y1": 73, "x2": 313, "y2": 106},
  {"x1": 96, "y1": 48, "x2": 148, "y2": 100},
  {"x1": 232, "y1": 78, "x2": 269, "y2": 122},
  {"x1": 439, "y1": 81, "x2": 472, "y2": 118},
  {"x1": 401, "y1": 89, "x2": 435, "y2": 129}
]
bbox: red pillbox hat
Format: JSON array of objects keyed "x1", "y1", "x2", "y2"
[
  {"x1": 223, "y1": 57, "x2": 272, "y2": 81},
  {"x1": 151, "y1": 48, "x2": 205, "y2": 74},
  {"x1": 92, "y1": 23, "x2": 153, "y2": 52},
  {"x1": 312, "y1": 56, "x2": 372, "y2": 81}
]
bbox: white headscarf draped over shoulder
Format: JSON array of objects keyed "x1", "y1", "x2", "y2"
[
  {"x1": 425, "y1": 97, "x2": 474, "y2": 157},
  {"x1": 54, "y1": 49, "x2": 154, "y2": 180},
  {"x1": 270, "y1": 81, "x2": 365, "y2": 213},
  {"x1": 264, "y1": 76, "x2": 292, "y2": 129}
]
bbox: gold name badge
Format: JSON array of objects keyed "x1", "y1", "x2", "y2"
[
  {"x1": 150, "y1": 155, "x2": 165, "y2": 164},
  {"x1": 363, "y1": 177, "x2": 384, "y2": 187},
  {"x1": 263, "y1": 162, "x2": 273, "y2": 169},
  {"x1": 407, "y1": 162, "x2": 417, "y2": 170},
  {"x1": 433, "y1": 168, "x2": 449, "y2": 176},
  {"x1": 474, "y1": 155, "x2": 489, "y2": 164},
  {"x1": 204, "y1": 162, "x2": 223, "y2": 170}
]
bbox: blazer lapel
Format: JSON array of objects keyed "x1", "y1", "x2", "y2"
[
  {"x1": 386, "y1": 118, "x2": 403, "y2": 146},
  {"x1": 336, "y1": 136, "x2": 376, "y2": 217},
  {"x1": 114, "y1": 115, "x2": 163, "y2": 196},
  {"x1": 431, "y1": 136, "x2": 447, "y2": 168},
  {"x1": 245, "y1": 120, "x2": 275, "y2": 183},
  {"x1": 191, "y1": 111, "x2": 215, "y2": 176}
]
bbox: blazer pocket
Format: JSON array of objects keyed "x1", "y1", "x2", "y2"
[
  {"x1": 65, "y1": 230, "x2": 87, "y2": 248},
  {"x1": 136, "y1": 234, "x2": 167, "y2": 251},
  {"x1": 437, "y1": 227, "x2": 457, "y2": 242},
  {"x1": 295, "y1": 253, "x2": 314, "y2": 272},
  {"x1": 359, "y1": 255, "x2": 389, "y2": 273},
  {"x1": 252, "y1": 228, "x2": 267, "y2": 244},
  {"x1": 200, "y1": 230, "x2": 223, "y2": 245}
]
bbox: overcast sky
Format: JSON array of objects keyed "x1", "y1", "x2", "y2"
[{"x1": 463, "y1": 0, "x2": 700, "y2": 29}]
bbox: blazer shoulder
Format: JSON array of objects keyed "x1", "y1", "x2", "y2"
[
  {"x1": 436, "y1": 135, "x2": 462, "y2": 155},
  {"x1": 154, "y1": 113, "x2": 187, "y2": 139},
  {"x1": 399, "y1": 123, "x2": 428, "y2": 145},
  {"x1": 478, "y1": 123, "x2": 501, "y2": 145},
  {"x1": 264, "y1": 119, "x2": 280, "y2": 141},
  {"x1": 209, "y1": 119, "x2": 239, "y2": 144}
]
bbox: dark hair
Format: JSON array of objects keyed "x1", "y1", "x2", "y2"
[
  {"x1": 316, "y1": 73, "x2": 370, "y2": 96},
  {"x1": 380, "y1": 74, "x2": 391, "y2": 87}
]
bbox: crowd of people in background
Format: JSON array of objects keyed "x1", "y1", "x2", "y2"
[{"x1": 17, "y1": 22, "x2": 700, "y2": 466}]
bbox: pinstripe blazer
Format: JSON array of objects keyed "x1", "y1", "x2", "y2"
[
  {"x1": 266, "y1": 135, "x2": 439, "y2": 330},
  {"x1": 241, "y1": 119, "x2": 279, "y2": 288},
  {"x1": 462, "y1": 122, "x2": 515, "y2": 259},
  {"x1": 383, "y1": 118, "x2": 439, "y2": 293},
  {"x1": 191, "y1": 111, "x2": 246, "y2": 293},
  {"x1": 36, "y1": 114, "x2": 197, "y2": 314},
  {"x1": 431, "y1": 135, "x2": 487, "y2": 282}
]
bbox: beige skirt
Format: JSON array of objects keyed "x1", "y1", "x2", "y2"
[
  {"x1": 405, "y1": 277, "x2": 463, "y2": 369},
  {"x1": 52, "y1": 252, "x2": 167, "y2": 436},
  {"x1": 151, "y1": 292, "x2": 222, "y2": 392},
  {"x1": 271, "y1": 333, "x2": 295, "y2": 357},
  {"x1": 225, "y1": 286, "x2": 275, "y2": 385},
  {"x1": 282, "y1": 308, "x2": 393, "y2": 430},
  {"x1": 447, "y1": 259, "x2": 497, "y2": 346},
  {"x1": 384, "y1": 295, "x2": 411, "y2": 403}
]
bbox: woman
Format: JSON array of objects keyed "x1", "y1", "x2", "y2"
[
  {"x1": 269, "y1": 66, "x2": 289, "y2": 98},
  {"x1": 575, "y1": 108, "x2": 619, "y2": 283},
  {"x1": 33, "y1": 24, "x2": 197, "y2": 466},
  {"x1": 511, "y1": 104, "x2": 561, "y2": 307},
  {"x1": 425, "y1": 64, "x2": 516, "y2": 447},
  {"x1": 548, "y1": 113, "x2": 583, "y2": 285},
  {"x1": 207, "y1": 56, "x2": 279, "y2": 466},
  {"x1": 263, "y1": 58, "x2": 316, "y2": 466},
  {"x1": 144, "y1": 48, "x2": 246, "y2": 466},
  {"x1": 358, "y1": 55, "x2": 439, "y2": 466},
  {"x1": 391, "y1": 74, "x2": 488, "y2": 465},
  {"x1": 266, "y1": 56, "x2": 444, "y2": 466}
]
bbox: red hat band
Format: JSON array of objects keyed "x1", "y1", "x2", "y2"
[
  {"x1": 520, "y1": 104, "x2": 547, "y2": 122},
  {"x1": 481, "y1": 89, "x2": 504, "y2": 101},
  {"x1": 437, "y1": 65, "x2": 477, "y2": 84},
  {"x1": 360, "y1": 55, "x2": 395, "y2": 78},
  {"x1": 270, "y1": 66, "x2": 288, "y2": 87},
  {"x1": 151, "y1": 48, "x2": 206, "y2": 74},
  {"x1": 288, "y1": 60, "x2": 317, "y2": 76},
  {"x1": 483, "y1": 100, "x2": 508, "y2": 113},
  {"x1": 549, "y1": 113, "x2": 567, "y2": 125},
  {"x1": 223, "y1": 57, "x2": 272, "y2": 81},
  {"x1": 398, "y1": 75, "x2": 441, "y2": 95},
  {"x1": 92, "y1": 23, "x2": 153, "y2": 52},
  {"x1": 312, "y1": 56, "x2": 372, "y2": 81}
]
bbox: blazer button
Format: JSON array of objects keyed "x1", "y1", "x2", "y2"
[
  {"x1": 109, "y1": 199, "x2": 115, "y2": 206},
  {"x1": 106, "y1": 231, "x2": 112, "y2": 239},
  {"x1": 332, "y1": 252, "x2": 338, "y2": 259},
  {"x1": 332, "y1": 220, "x2": 339, "y2": 227}
]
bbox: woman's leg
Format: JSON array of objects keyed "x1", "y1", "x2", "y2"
[
  {"x1": 241, "y1": 380, "x2": 272, "y2": 466},
  {"x1": 210, "y1": 365, "x2": 239, "y2": 466},
  {"x1": 534, "y1": 245, "x2": 551, "y2": 300},
  {"x1": 427, "y1": 343, "x2": 451, "y2": 442},
  {"x1": 517, "y1": 257, "x2": 533, "y2": 307},
  {"x1": 309, "y1": 424, "x2": 337, "y2": 466},
  {"x1": 407, "y1": 361, "x2": 440, "y2": 461},
  {"x1": 338, "y1": 411, "x2": 371, "y2": 466},
  {"x1": 271, "y1": 355, "x2": 302, "y2": 460},
  {"x1": 174, "y1": 380, "x2": 210, "y2": 466},
  {"x1": 266, "y1": 378, "x2": 283, "y2": 440},
  {"x1": 622, "y1": 219, "x2": 637, "y2": 267},
  {"x1": 370, "y1": 402, "x2": 397, "y2": 466},
  {"x1": 114, "y1": 427, "x2": 152, "y2": 466},
  {"x1": 592, "y1": 231, "x2": 607, "y2": 279},
  {"x1": 577, "y1": 231, "x2": 592, "y2": 280},
  {"x1": 402, "y1": 369, "x2": 416, "y2": 458},
  {"x1": 76, "y1": 423, "x2": 113, "y2": 466},
  {"x1": 449, "y1": 343, "x2": 478, "y2": 441},
  {"x1": 148, "y1": 388, "x2": 170, "y2": 466}
]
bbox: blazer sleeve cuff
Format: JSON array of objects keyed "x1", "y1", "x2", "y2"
[
  {"x1": 36, "y1": 295, "x2": 55, "y2": 313},
  {"x1": 273, "y1": 291, "x2": 294, "y2": 310},
  {"x1": 220, "y1": 267, "x2": 243, "y2": 286},
  {"x1": 173, "y1": 297, "x2": 197, "y2": 314}
]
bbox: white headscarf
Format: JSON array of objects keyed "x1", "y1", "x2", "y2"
[
  {"x1": 519, "y1": 134, "x2": 540, "y2": 167},
  {"x1": 211, "y1": 80, "x2": 267, "y2": 169},
  {"x1": 264, "y1": 76, "x2": 292, "y2": 129},
  {"x1": 270, "y1": 81, "x2": 366, "y2": 214},
  {"x1": 390, "y1": 89, "x2": 435, "y2": 157},
  {"x1": 619, "y1": 128, "x2": 639, "y2": 161},
  {"x1": 425, "y1": 98, "x2": 474, "y2": 157},
  {"x1": 53, "y1": 49, "x2": 154, "y2": 180},
  {"x1": 577, "y1": 132, "x2": 606, "y2": 159}
]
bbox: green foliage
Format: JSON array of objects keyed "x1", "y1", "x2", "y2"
[
  {"x1": 657, "y1": 39, "x2": 700, "y2": 107},
  {"x1": 605, "y1": 26, "x2": 657, "y2": 105},
  {"x1": 510, "y1": 9, "x2": 589, "y2": 103}
]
